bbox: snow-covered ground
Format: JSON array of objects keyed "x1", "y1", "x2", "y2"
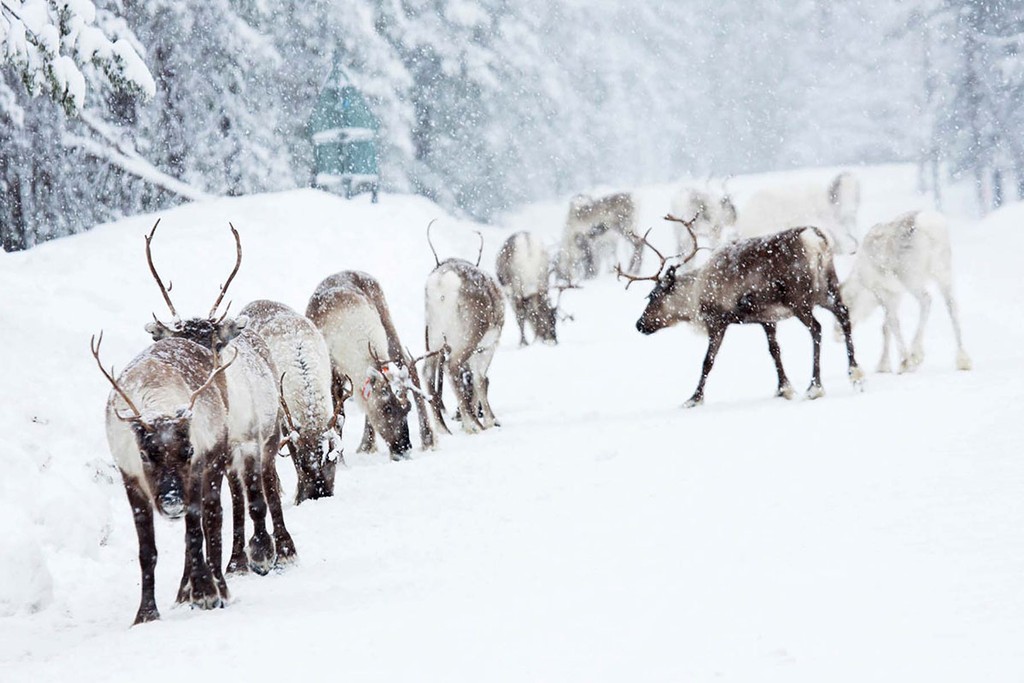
[{"x1": 1, "y1": 165, "x2": 1022, "y2": 681}]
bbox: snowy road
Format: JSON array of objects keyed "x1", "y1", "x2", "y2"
[{"x1": 1, "y1": 166, "x2": 1023, "y2": 681}]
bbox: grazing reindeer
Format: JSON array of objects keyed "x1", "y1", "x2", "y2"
[
  {"x1": 307, "y1": 271, "x2": 434, "y2": 459},
  {"x1": 495, "y1": 231, "x2": 559, "y2": 345},
  {"x1": 241, "y1": 299, "x2": 348, "y2": 504},
  {"x1": 669, "y1": 181, "x2": 737, "y2": 259},
  {"x1": 424, "y1": 226, "x2": 505, "y2": 433},
  {"x1": 94, "y1": 332, "x2": 234, "y2": 625},
  {"x1": 619, "y1": 214, "x2": 863, "y2": 406},
  {"x1": 557, "y1": 193, "x2": 644, "y2": 280},
  {"x1": 142, "y1": 222, "x2": 295, "y2": 576},
  {"x1": 838, "y1": 210, "x2": 971, "y2": 373},
  {"x1": 736, "y1": 171, "x2": 861, "y2": 254}
]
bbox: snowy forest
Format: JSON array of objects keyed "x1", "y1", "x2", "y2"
[{"x1": 1, "y1": 0, "x2": 1022, "y2": 251}]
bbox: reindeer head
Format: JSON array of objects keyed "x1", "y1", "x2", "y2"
[
  {"x1": 279, "y1": 374, "x2": 351, "y2": 503},
  {"x1": 525, "y1": 294, "x2": 558, "y2": 344},
  {"x1": 141, "y1": 221, "x2": 248, "y2": 352},
  {"x1": 617, "y1": 214, "x2": 703, "y2": 335},
  {"x1": 92, "y1": 332, "x2": 234, "y2": 519},
  {"x1": 362, "y1": 346, "x2": 414, "y2": 455}
]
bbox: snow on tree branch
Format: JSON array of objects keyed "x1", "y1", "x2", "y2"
[{"x1": 0, "y1": 0, "x2": 155, "y2": 115}]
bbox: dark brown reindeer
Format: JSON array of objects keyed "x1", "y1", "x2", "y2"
[
  {"x1": 424, "y1": 225, "x2": 505, "y2": 433},
  {"x1": 241, "y1": 299, "x2": 350, "y2": 504},
  {"x1": 307, "y1": 271, "x2": 436, "y2": 459},
  {"x1": 619, "y1": 214, "x2": 864, "y2": 406},
  {"x1": 94, "y1": 332, "x2": 235, "y2": 625},
  {"x1": 142, "y1": 222, "x2": 296, "y2": 575}
]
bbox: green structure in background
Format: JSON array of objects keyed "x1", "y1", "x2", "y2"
[{"x1": 309, "y1": 61, "x2": 380, "y2": 202}]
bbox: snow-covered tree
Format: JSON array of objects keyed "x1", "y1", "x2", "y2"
[{"x1": 0, "y1": 0, "x2": 155, "y2": 115}]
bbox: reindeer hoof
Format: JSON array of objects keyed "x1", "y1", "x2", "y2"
[
  {"x1": 226, "y1": 555, "x2": 249, "y2": 576},
  {"x1": 776, "y1": 385, "x2": 795, "y2": 400},
  {"x1": 682, "y1": 397, "x2": 703, "y2": 409},
  {"x1": 875, "y1": 363, "x2": 892, "y2": 374},
  {"x1": 956, "y1": 351, "x2": 972, "y2": 371},
  {"x1": 247, "y1": 533, "x2": 276, "y2": 576},
  {"x1": 805, "y1": 384, "x2": 825, "y2": 400},
  {"x1": 133, "y1": 604, "x2": 160, "y2": 626}
]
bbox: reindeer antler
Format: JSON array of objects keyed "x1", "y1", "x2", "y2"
[
  {"x1": 91, "y1": 332, "x2": 150, "y2": 428},
  {"x1": 474, "y1": 230, "x2": 484, "y2": 267},
  {"x1": 405, "y1": 346, "x2": 443, "y2": 367},
  {"x1": 144, "y1": 219, "x2": 177, "y2": 320},
  {"x1": 208, "y1": 224, "x2": 243, "y2": 319},
  {"x1": 327, "y1": 374, "x2": 354, "y2": 432},
  {"x1": 614, "y1": 228, "x2": 673, "y2": 289},
  {"x1": 663, "y1": 212, "x2": 703, "y2": 264},
  {"x1": 554, "y1": 281, "x2": 580, "y2": 320},
  {"x1": 277, "y1": 372, "x2": 299, "y2": 457},
  {"x1": 427, "y1": 219, "x2": 441, "y2": 267},
  {"x1": 187, "y1": 347, "x2": 237, "y2": 412}
]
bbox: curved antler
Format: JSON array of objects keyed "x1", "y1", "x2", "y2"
[
  {"x1": 208, "y1": 224, "x2": 242, "y2": 318},
  {"x1": 91, "y1": 332, "x2": 149, "y2": 429},
  {"x1": 427, "y1": 219, "x2": 441, "y2": 267},
  {"x1": 144, "y1": 219, "x2": 177, "y2": 319},
  {"x1": 663, "y1": 212, "x2": 702, "y2": 264},
  {"x1": 187, "y1": 347, "x2": 237, "y2": 412},
  {"x1": 327, "y1": 374, "x2": 354, "y2": 431},
  {"x1": 277, "y1": 372, "x2": 299, "y2": 457},
  {"x1": 614, "y1": 228, "x2": 672, "y2": 289},
  {"x1": 474, "y1": 230, "x2": 484, "y2": 267}
]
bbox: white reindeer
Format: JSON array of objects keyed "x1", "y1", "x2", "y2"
[
  {"x1": 735, "y1": 171, "x2": 860, "y2": 254},
  {"x1": 838, "y1": 210, "x2": 971, "y2": 373},
  {"x1": 669, "y1": 183, "x2": 737, "y2": 259}
]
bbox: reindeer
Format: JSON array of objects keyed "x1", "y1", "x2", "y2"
[
  {"x1": 618, "y1": 214, "x2": 864, "y2": 406},
  {"x1": 557, "y1": 193, "x2": 644, "y2": 280},
  {"x1": 307, "y1": 271, "x2": 434, "y2": 459},
  {"x1": 142, "y1": 222, "x2": 295, "y2": 576},
  {"x1": 669, "y1": 180, "x2": 737, "y2": 259},
  {"x1": 496, "y1": 231, "x2": 572, "y2": 346},
  {"x1": 94, "y1": 332, "x2": 234, "y2": 625},
  {"x1": 240, "y1": 299, "x2": 349, "y2": 504},
  {"x1": 424, "y1": 226, "x2": 505, "y2": 433},
  {"x1": 735, "y1": 171, "x2": 861, "y2": 254},
  {"x1": 837, "y1": 210, "x2": 971, "y2": 373}
]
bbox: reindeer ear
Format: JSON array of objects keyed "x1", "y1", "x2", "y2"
[{"x1": 145, "y1": 320, "x2": 171, "y2": 341}]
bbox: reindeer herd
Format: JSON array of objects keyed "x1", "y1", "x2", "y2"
[{"x1": 93, "y1": 171, "x2": 971, "y2": 626}]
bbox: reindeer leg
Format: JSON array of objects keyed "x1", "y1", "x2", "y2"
[
  {"x1": 422, "y1": 346, "x2": 450, "y2": 435},
  {"x1": 797, "y1": 311, "x2": 826, "y2": 399},
  {"x1": 907, "y1": 286, "x2": 931, "y2": 370},
  {"x1": 685, "y1": 324, "x2": 726, "y2": 407},
  {"x1": 452, "y1": 358, "x2": 483, "y2": 432},
  {"x1": 825, "y1": 270, "x2": 864, "y2": 388},
  {"x1": 762, "y1": 323, "x2": 794, "y2": 399},
  {"x1": 471, "y1": 346, "x2": 499, "y2": 428},
  {"x1": 406, "y1": 359, "x2": 437, "y2": 449},
  {"x1": 225, "y1": 466, "x2": 248, "y2": 576},
  {"x1": 358, "y1": 417, "x2": 377, "y2": 453},
  {"x1": 261, "y1": 432, "x2": 296, "y2": 567},
  {"x1": 180, "y1": 467, "x2": 221, "y2": 610},
  {"x1": 202, "y1": 450, "x2": 229, "y2": 601},
  {"x1": 124, "y1": 478, "x2": 159, "y2": 625},
  {"x1": 938, "y1": 281, "x2": 972, "y2": 370},
  {"x1": 514, "y1": 298, "x2": 528, "y2": 346},
  {"x1": 242, "y1": 452, "x2": 275, "y2": 576},
  {"x1": 880, "y1": 297, "x2": 911, "y2": 373}
]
